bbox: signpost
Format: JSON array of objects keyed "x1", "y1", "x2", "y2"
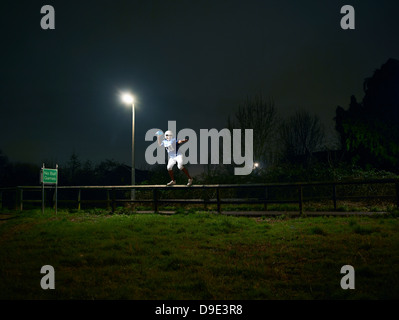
[{"x1": 40, "y1": 164, "x2": 58, "y2": 214}]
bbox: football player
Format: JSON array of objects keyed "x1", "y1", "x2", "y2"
[{"x1": 157, "y1": 130, "x2": 193, "y2": 186}]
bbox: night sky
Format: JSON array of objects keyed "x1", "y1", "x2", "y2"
[{"x1": 1, "y1": 0, "x2": 399, "y2": 172}]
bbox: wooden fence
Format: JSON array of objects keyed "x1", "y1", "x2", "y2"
[{"x1": 1, "y1": 178, "x2": 399, "y2": 215}]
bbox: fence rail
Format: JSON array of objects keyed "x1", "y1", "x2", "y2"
[{"x1": 1, "y1": 178, "x2": 399, "y2": 215}]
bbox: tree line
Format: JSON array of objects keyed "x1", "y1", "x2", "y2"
[
  {"x1": 204, "y1": 58, "x2": 399, "y2": 183},
  {"x1": 0, "y1": 151, "x2": 150, "y2": 187}
]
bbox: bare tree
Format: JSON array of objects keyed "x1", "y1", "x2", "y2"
[
  {"x1": 278, "y1": 109, "x2": 325, "y2": 163},
  {"x1": 227, "y1": 94, "x2": 279, "y2": 166}
]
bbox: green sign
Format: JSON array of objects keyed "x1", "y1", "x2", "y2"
[{"x1": 41, "y1": 168, "x2": 58, "y2": 184}]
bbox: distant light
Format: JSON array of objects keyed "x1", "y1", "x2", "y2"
[
  {"x1": 254, "y1": 162, "x2": 259, "y2": 168},
  {"x1": 121, "y1": 93, "x2": 134, "y2": 104}
]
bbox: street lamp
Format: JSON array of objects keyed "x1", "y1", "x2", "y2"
[{"x1": 121, "y1": 92, "x2": 135, "y2": 200}]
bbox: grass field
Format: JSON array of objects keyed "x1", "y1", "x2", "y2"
[{"x1": 0, "y1": 208, "x2": 399, "y2": 300}]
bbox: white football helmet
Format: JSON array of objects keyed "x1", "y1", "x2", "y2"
[{"x1": 164, "y1": 130, "x2": 173, "y2": 141}]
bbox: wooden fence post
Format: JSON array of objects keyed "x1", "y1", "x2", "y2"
[
  {"x1": 15, "y1": 187, "x2": 23, "y2": 211},
  {"x1": 396, "y1": 182, "x2": 399, "y2": 209},
  {"x1": 106, "y1": 190, "x2": 111, "y2": 210},
  {"x1": 264, "y1": 187, "x2": 268, "y2": 211},
  {"x1": 153, "y1": 188, "x2": 158, "y2": 213},
  {"x1": 52, "y1": 186, "x2": 56, "y2": 210},
  {"x1": 332, "y1": 183, "x2": 337, "y2": 211},
  {"x1": 77, "y1": 189, "x2": 81, "y2": 210},
  {"x1": 298, "y1": 185, "x2": 303, "y2": 215},
  {"x1": 203, "y1": 187, "x2": 208, "y2": 211},
  {"x1": 216, "y1": 188, "x2": 221, "y2": 214},
  {"x1": 112, "y1": 189, "x2": 116, "y2": 213},
  {"x1": 20, "y1": 188, "x2": 23, "y2": 211},
  {"x1": 15, "y1": 188, "x2": 18, "y2": 211}
]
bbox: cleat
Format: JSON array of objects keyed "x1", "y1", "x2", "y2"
[
  {"x1": 166, "y1": 180, "x2": 176, "y2": 186},
  {"x1": 187, "y1": 178, "x2": 193, "y2": 186}
]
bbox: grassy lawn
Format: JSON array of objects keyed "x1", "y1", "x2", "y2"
[{"x1": 0, "y1": 209, "x2": 398, "y2": 300}]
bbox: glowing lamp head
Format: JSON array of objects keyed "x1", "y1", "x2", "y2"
[{"x1": 121, "y1": 93, "x2": 134, "y2": 104}]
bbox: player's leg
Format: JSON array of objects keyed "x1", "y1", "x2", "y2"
[
  {"x1": 168, "y1": 170, "x2": 174, "y2": 181},
  {"x1": 184, "y1": 168, "x2": 193, "y2": 186},
  {"x1": 166, "y1": 158, "x2": 176, "y2": 186},
  {"x1": 182, "y1": 168, "x2": 191, "y2": 179},
  {"x1": 177, "y1": 155, "x2": 193, "y2": 186}
]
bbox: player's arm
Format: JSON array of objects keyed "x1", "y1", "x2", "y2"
[
  {"x1": 157, "y1": 134, "x2": 163, "y2": 146},
  {"x1": 155, "y1": 130, "x2": 164, "y2": 147},
  {"x1": 177, "y1": 138, "x2": 189, "y2": 144}
]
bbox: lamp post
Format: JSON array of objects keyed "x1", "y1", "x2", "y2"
[{"x1": 121, "y1": 93, "x2": 135, "y2": 200}]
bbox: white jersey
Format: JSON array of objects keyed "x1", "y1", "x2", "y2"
[{"x1": 161, "y1": 138, "x2": 181, "y2": 158}]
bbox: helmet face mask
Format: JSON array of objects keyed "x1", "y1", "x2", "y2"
[{"x1": 165, "y1": 130, "x2": 173, "y2": 141}]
